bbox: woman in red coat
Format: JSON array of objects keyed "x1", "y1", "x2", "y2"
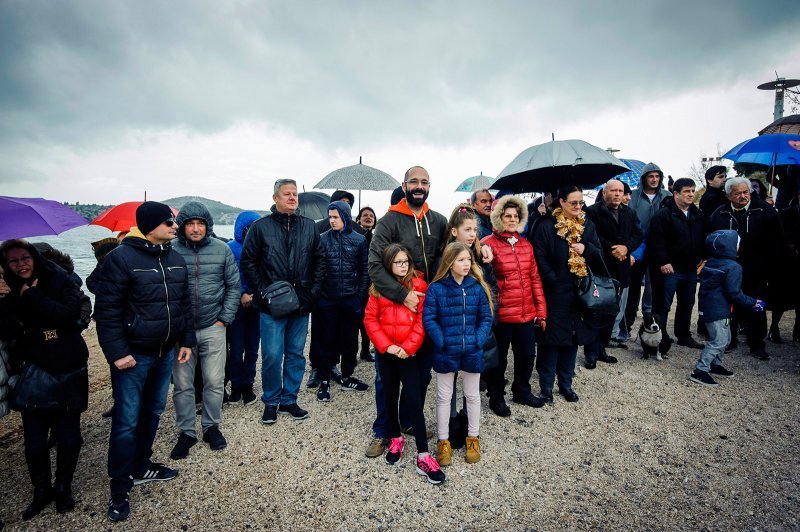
[{"x1": 480, "y1": 195, "x2": 547, "y2": 417}]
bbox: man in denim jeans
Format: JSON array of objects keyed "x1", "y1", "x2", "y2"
[
  {"x1": 94, "y1": 201, "x2": 195, "y2": 522},
  {"x1": 240, "y1": 179, "x2": 325, "y2": 424}
]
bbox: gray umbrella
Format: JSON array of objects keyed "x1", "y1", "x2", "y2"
[{"x1": 314, "y1": 157, "x2": 399, "y2": 191}]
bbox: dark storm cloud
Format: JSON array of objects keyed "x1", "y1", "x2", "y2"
[{"x1": 1, "y1": 0, "x2": 798, "y2": 183}]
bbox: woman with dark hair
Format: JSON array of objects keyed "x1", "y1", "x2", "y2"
[
  {"x1": 357, "y1": 206, "x2": 378, "y2": 361},
  {"x1": 532, "y1": 186, "x2": 603, "y2": 403},
  {"x1": 0, "y1": 239, "x2": 89, "y2": 520}
]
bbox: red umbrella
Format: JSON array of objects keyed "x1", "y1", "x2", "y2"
[{"x1": 91, "y1": 201, "x2": 178, "y2": 232}]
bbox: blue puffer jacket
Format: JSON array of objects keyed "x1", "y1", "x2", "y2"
[
  {"x1": 228, "y1": 211, "x2": 261, "y2": 294},
  {"x1": 698, "y1": 230, "x2": 756, "y2": 323},
  {"x1": 319, "y1": 201, "x2": 369, "y2": 305},
  {"x1": 423, "y1": 274, "x2": 493, "y2": 374}
]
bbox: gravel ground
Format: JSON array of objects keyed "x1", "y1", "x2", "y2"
[{"x1": 1, "y1": 311, "x2": 799, "y2": 531}]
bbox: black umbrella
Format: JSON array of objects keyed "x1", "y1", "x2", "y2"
[
  {"x1": 492, "y1": 139, "x2": 629, "y2": 193},
  {"x1": 759, "y1": 114, "x2": 800, "y2": 135},
  {"x1": 297, "y1": 191, "x2": 331, "y2": 222}
]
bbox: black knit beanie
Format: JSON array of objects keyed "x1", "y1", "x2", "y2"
[{"x1": 136, "y1": 201, "x2": 174, "y2": 235}]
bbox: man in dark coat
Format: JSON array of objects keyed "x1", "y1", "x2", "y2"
[
  {"x1": 584, "y1": 179, "x2": 643, "y2": 366},
  {"x1": 707, "y1": 176, "x2": 785, "y2": 359},
  {"x1": 315, "y1": 190, "x2": 364, "y2": 235},
  {"x1": 471, "y1": 188, "x2": 494, "y2": 239},
  {"x1": 94, "y1": 201, "x2": 195, "y2": 522},
  {"x1": 647, "y1": 178, "x2": 706, "y2": 351},
  {"x1": 699, "y1": 165, "x2": 728, "y2": 219}
]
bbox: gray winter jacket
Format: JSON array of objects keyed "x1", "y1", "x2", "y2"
[
  {"x1": 628, "y1": 162, "x2": 672, "y2": 233},
  {"x1": 173, "y1": 202, "x2": 241, "y2": 329}
]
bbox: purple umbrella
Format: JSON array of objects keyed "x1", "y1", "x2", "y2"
[{"x1": 0, "y1": 196, "x2": 88, "y2": 240}]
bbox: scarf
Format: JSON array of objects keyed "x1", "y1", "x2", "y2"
[{"x1": 553, "y1": 207, "x2": 588, "y2": 278}]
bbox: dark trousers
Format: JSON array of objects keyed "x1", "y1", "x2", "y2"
[
  {"x1": 485, "y1": 320, "x2": 536, "y2": 399},
  {"x1": 537, "y1": 344, "x2": 578, "y2": 393},
  {"x1": 583, "y1": 313, "x2": 617, "y2": 363},
  {"x1": 22, "y1": 410, "x2": 82, "y2": 488},
  {"x1": 650, "y1": 267, "x2": 697, "y2": 339},
  {"x1": 738, "y1": 274, "x2": 768, "y2": 350},
  {"x1": 359, "y1": 323, "x2": 371, "y2": 355},
  {"x1": 311, "y1": 304, "x2": 360, "y2": 381},
  {"x1": 625, "y1": 260, "x2": 651, "y2": 329},
  {"x1": 108, "y1": 350, "x2": 174, "y2": 497},
  {"x1": 227, "y1": 304, "x2": 261, "y2": 389},
  {"x1": 377, "y1": 352, "x2": 428, "y2": 453}
]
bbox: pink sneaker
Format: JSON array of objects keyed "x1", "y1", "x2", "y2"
[
  {"x1": 416, "y1": 454, "x2": 446, "y2": 484},
  {"x1": 385, "y1": 436, "x2": 405, "y2": 465}
]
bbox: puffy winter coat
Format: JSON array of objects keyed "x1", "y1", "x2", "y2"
[
  {"x1": 94, "y1": 228, "x2": 196, "y2": 363},
  {"x1": 174, "y1": 201, "x2": 241, "y2": 328},
  {"x1": 585, "y1": 201, "x2": 643, "y2": 288},
  {"x1": 423, "y1": 274, "x2": 493, "y2": 374},
  {"x1": 228, "y1": 210, "x2": 261, "y2": 294},
  {"x1": 240, "y1": 205, "x2": 326, "y2": 315},
  {"x1": 364, "y1": 276, "x2": 428, "y2": 356},
  {"x1": 698, "y1": 230, "x2": 757, "y2": 323},
  {"x1": 480, "y1": 196, "x2": 546, "y2": 324},
  {"x1": 646, "y1": 199, "x2": 705, "y2": 272},
  {"x1": 628, "y1": 162, "x2": 672, "y2": 233},
  {"x1": 319, "y1": 201, "x2": 369, "y2": 304}
]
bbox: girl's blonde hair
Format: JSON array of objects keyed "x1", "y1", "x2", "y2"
[
  {"x1": 431, "y1": 241, "x2": 494, "y2": 316},
  {"x1": 369, "y1": 243, "x2": 419, "y2": 297},
  {"x1": 445, "y1": 203, "x2": 483, "y2": 257}
]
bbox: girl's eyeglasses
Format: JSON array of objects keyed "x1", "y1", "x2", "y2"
[{"x1": 392, "y1": 260, "x2": 410, "y2": 266}]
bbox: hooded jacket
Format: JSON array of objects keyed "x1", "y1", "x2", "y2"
[
  {"x1": 94, "y1": 227, "x2": 196, "y2": 363},
  {"x1": 364, "y1": 276, "x2": 428, "y2": 356},
  {"x1": 646, "y1": 198, "x2": 705, "y2": 272},
  {"x1": 228, "y1": 210, "x2": 261, "y2": 294},
  {"x1": 698, "y1": 230, "x2": 756, "y2": 323},
  {"x1": 585, "y1": 200, "x2": 643, "y2": 288},
  {"x1": 423, "y1": 274, "x2": 493, "y2": 374},
  {"x1": 368, "y1": 198, "x2": 448, "y2": 304},
  {"x1": 319, "y1": 200, "x2": 369, "y2": 305},
  {"x1": 480, "y1": 195, "x2": 547, "y2": 324},
  {"x1": 315, "y1": 190, "x2": 365, "y2": 235},
  {"x1": 628, "y1": 163, "x2": 672, "y2": 234},
  {"x1": 240, "y1": 205, "x2": 326, "y2": 316}
]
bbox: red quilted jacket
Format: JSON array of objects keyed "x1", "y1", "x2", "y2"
[
  {"x1": 364, "y1": 276, "x2": 428, "y2": 356},
  {"x1": 481, "y1": 231, "x2": 547, "y2": 323}
]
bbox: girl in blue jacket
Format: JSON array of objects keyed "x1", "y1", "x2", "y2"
[{"x1": 424, "y1": 242, "x2": 493, "y2": 466}]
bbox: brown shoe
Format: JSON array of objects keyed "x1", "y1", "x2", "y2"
[
  {"x1": 437, "y1": 440, "x2": 453, "y2": 466},
  {"x1": 365, "y1": 436, "x2": 388, "y2": 458},
  {"x1": 465, "y1": 436, "x2": 481, "y2": 464}
]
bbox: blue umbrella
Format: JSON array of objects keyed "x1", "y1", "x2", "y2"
[
  {"x1": 454, "y1": 172, "x2": 495, "y2": 192},
  {"x1": 722, "y1": 133, "x2": 800, "y2": 166},
  {"x1": 594, "y1": 159, "x2": 644, "y2": 190}
]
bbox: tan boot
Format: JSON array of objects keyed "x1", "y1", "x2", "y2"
[
  {"x1": 437, "y1": 439, "x2": 452, "y2": 466},
  {"x1": 465, "y1": 436, "x2": 481, "y2": 464}
]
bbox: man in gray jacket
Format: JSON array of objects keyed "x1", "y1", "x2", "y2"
[
  {"x1": 624, "y1": 162, "x2": 672, "y2": 335},
  {"x1": 170, "y1": 201, "x2": 240, "y2": 459}
]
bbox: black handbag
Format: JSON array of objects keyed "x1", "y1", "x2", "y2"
[
  {"x1": 576, "y1": 257, "x2": 620, "y2": 316},
  {"x1": 262, "y1": 281, "x2": 300, "y2": 319},
  {"x1": 482, "y1": 333, "x2": 499, "y2": 370},
  {"x1": 11, "y1": 363, "x2": 88, "y2": 413}
]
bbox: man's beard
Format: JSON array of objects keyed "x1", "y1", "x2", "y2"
[{"x1": 405, "y1": 188, "x2": 429, "y2": 208}]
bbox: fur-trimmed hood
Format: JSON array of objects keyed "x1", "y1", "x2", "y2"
[{"x1": 490, "y1": 195, "x2": 528, "y2": 233}]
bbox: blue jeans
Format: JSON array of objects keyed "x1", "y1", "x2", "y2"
[
  {"x1": 537, "y1": 344, "x2": 578, "y2": 393},
  {"x1": 108, "y1": 350, "x2": 174, "y2": 497},
  {"x1": 651, "y1": 268, "x2": 697, "y2": 339},
  {"x1": 228, "y1": 304, "x2": 261, "y2": 389},
  {"x1": 696, "y1": 319, "x2": 730, "y2": 372},
  {"x1": 260, "y1": 312, "x2": 309, "y2": 406}
]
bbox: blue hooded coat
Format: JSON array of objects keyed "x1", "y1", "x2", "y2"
[
  {"x1": 698, "y1": 230, "x2": 757, "y2": 323},
  {"x1": 318, "y1": 200, "x2": 369, "y2": 308},
  {"x1": 228, "y1": 210, "x2": 261, "y2": 294}
]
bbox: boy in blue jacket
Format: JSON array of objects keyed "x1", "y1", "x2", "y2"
[{"x1": 690, "y1": 230, "x2": 764, "y2": 386}]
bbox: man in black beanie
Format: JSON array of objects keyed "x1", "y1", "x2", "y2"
[
  {"x1": 94, "y1": 200, "x2": 196, "y2": 522},
  {"x1": 699, "y1": 165, "x2": 728, "y2": 219}
]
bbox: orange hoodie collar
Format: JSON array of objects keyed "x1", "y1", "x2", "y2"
[{"x1": 388, "y1": 198, "x2": 429, "y2": 220}]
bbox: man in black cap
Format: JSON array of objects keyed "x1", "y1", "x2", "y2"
[{"x1": 94, "y1": 201, "x2": 195, "y2": 522}]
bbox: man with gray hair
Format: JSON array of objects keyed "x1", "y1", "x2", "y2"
[
  {"x1": 471, "y1": 189, "x2": 494, "y2": 239},
  {"x1": 707, "y1": 176, "x2": 784, "y2": 359},
  {"x1": 240, "y1": 179, "x2": 326, "y2": 424}
]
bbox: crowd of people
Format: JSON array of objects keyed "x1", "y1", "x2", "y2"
[{"x1": 0, "y1": 163, "x2": 798, "y2": 525}]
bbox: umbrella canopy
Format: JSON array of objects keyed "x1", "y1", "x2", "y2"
[
  {"x1": 722, "y1": 133, "x2": 800, "y2": 166},
  {"x1": 492, "y1": 139, "x2": 629, "y2": 193},
  {"x1": 594, "y1": 159, "x2": 645, "y2": 191},
  {"x1": 91, "y1": 201, "x2": 179, "y2": 232},
  {"x1": 298, "y1": 191, "x2": 332, "y2": 222},
  {"x1": 0, "y1": 196, "x2": 88, "y2": 241},
  {"x1": 454, "y1": 172, "x2": 495, "y2": 193},
  {"x1": 759, "y1": 114, "x2": 800, "y2": 135},
  {"x1": 314, "y1": 158, "x2": 399, "y2": 192}
]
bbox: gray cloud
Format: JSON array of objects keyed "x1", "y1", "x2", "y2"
[{"x1": 1, "y1": 0, "x2": 798, "y2": 183}]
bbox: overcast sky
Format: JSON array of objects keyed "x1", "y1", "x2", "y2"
[{"x1": 1, "y1": 0, "x2": 799, "y2": 216}]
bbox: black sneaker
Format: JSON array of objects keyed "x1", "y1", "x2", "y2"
[
  {"x1": 489, "y1": 397, "x2": 511, "y2": 417},
  {"x1": 261, "y1": 405, "x2": 278, "y2": 425},
  {"x1": 750, "y1": 347, "x2": 770, "y2": 360},
  {"x1": 133, "y1": 463, "x2": 178, "y2": 485},
  {"x1": 331, "y1": 367, "x2": 344, "y2": 385},
  {"x1": 512, "y1": 393, "x2": 546, "y2": 408},
  {"x1": 170, "y1": 432, "x2": 197, "y2": 460},
  {"x1": 689, "y1": 370, "x2": 718, "y2": 386},
  {"x1": 677, "y1": 337, "x2": 705, "y2": 349},
  {"x1": 597, "y1": 352, "x2": 618, "y2": 364},
  {"x1": 202, "y1": 426, "x2": 227, "y2": 451},
  {"x1": 584, "y1": 360, "x2": 597, "y2": 370},
  {"x1": 228, "y1": 387, "x2": 242, "y2": 404},
  {"x1": 541, "y1": 390, "x2": 554, "y2": 404},
  {"x1": 559, "y1": 388, "x2": 579, "y2": 402},
  {"x1": 278, "y1": 403, "x2": 309, "y2": 420},
  {"x1": 317, "y1": 381, "x2": 331, "y2": 402},
  {"x1": 709, "y1": 365, "x2": 734, "y2": 377},
  {"x1": 241, "y1": 385, "x2": 258, "y2": 406},
  {"x1": 306, "y1": 368, "x2": 320, "y2": 388},
  {"x1": 340, "y1": 376, "x2": 369, "y2": 392},
  {"x1": 107, "y1": 494, "x2": 130, "y2": 522}
]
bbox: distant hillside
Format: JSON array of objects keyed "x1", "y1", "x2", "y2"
[
  {"x1": 65, "y1": 202, "x2": 111, "y2": 222},
  {"x1": 161, "y1": 196, "x2": 268, "y2": 225}
]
